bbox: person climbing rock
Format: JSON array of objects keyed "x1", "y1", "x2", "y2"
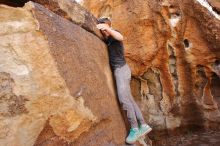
[{"x1": 97, "y1": 17, "x2": 152, "y2": 144}]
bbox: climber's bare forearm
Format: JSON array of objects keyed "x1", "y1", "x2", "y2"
[
  {"x1": 96, "y1": 23, "x2": 124, "y2": 41},
  {"x1": 106, "y1": 28, "x2": 124, "y2": 41}
]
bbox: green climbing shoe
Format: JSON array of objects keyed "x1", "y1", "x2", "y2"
[
  {"x1": 126, "y1": 128, "x2": 139, "y2": 144},
  {"x1": 138, "y1": 124, "x2": 152, "y2": 137}
]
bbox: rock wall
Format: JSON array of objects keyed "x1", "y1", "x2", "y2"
[
  {"x1": 0, "y1": 1, "x2": 128, "y2": 146},
  {"x1": 83, "y1": 0, "x2": 220, "y2": 131}
]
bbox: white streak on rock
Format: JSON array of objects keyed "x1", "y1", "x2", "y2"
[
  {"x1": 170, "y1": 15, "x2": 181, "y2": 27},
  {"x1": 75, "y1": 0, "x2": 83, "y2": 4},
  {"x1": 196, "y1": 0, "x2": 220, "y2": 20}
]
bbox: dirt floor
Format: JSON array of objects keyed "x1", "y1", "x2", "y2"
[{"x1": 151, "y1": 130, "x2": 220, "y2": 146}]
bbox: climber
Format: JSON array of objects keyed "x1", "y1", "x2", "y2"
[{"x1": 97, "y1": 17, "x2": 152, "y2": 144}]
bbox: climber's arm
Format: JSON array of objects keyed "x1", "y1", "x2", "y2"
[
  {"x1": 97, "y1": 24, "x2": 124, "y2": 41},
  {"x1": 105, "y1": 28, "x2": 124, "y2": 41}
]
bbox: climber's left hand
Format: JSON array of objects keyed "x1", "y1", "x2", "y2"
[{"x1": 96, "y1": 24, "x2": 110, "y2": 31}]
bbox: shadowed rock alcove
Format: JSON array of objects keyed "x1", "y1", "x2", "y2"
[{"x1": 0, "y1": 0, "x2": 29, "y2": 7}]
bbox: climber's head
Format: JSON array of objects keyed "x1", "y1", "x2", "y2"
[
  {"x1": 97, "y1": 17, "x2": 111, "y2": 38},
  {"x1": 97, "y1": 17, "x2": 111, "y2": 26}
]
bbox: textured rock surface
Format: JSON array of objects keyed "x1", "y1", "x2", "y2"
[
  {"x1": 32, "y1": 0, "x2": 103, "y2": 39},
  {"x1": 0, "y1": 0, "x2": 103, "y2": 38},
  {"x1": 208, "y1": 0, "x2": 220, "y2": 13},
  {"x1": 0, "y1": 2, "x2": 127, "y2": 146},
  {"x1": 83, "y1": 0, "x2": 220, "y2": 132},
  {"x1": 153, "y1": 130, "x2": 220, "y2": 146}
]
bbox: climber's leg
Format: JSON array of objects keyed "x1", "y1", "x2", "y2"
[
  {"x1": 114, "y1": 64, "x2": 138, "y2": 129},
  {"x1": 122, "y1": 64, "x2": 146, "y2": 125},
  {"x1": 124, "y1": 64, "x2": 152, "y2": 136},
  {"x1": 127, "y1": 84, "x2": 146, "y2": 125}
]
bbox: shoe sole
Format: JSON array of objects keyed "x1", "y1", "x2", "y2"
[
  {"x1": 126, "y1": 136, "x2": 139, "y2": 145},
  {"x1": 125, "y1": 140, "x2": 136, "y2": 145},
  {"x1": 126, "y1": 134, "x2": 139, "y2": 145},
  {"x1": 139, "y1": 127, "x2": 152, "y2": 138},
  {"x1": 126, "y1": 128, "x2": 152, "y2": 144}
]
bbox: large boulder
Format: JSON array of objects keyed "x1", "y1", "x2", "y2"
[
  {"x1": 0, "y1": 2, "x2": 127, "y2": 146},
  {"x1": 83, "y1": 0, "x2": 220, "y2": 131}
]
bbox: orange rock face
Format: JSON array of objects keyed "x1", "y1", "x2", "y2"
[{"x1": 83, "y1": 0, "x2": 220, "y2": 131}]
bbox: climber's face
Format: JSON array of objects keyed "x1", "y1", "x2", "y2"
[
  {"x1": 97, "y1": 22, "x2": 111, "y2": 39},
  {"x1": 101, "y1": 29, "x2": 110, "y2": 38}
]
